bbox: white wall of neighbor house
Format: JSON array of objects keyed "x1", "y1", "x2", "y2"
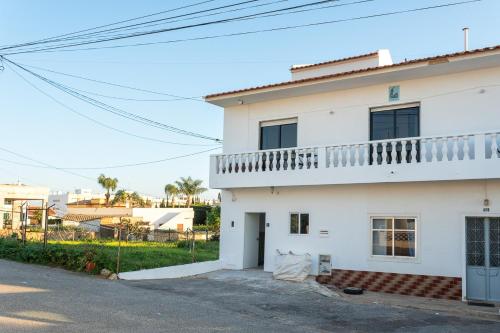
[
  {"x1": 219, "y1": 180, "x2": 500, "y2": 277},
  {"x1": 132, "y1": 208, "x2": 193, "y2": 231},
  {"x1": 222, "y1": 67, "x2": 500, "y2": 153}
]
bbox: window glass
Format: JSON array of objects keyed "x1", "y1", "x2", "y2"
[
  {"x1": 394, "y1": 231, "x2": 416, "y2": 256},
  {"x1": 395, "y1": 107, "x2": 419, "y2": 138},
  {"x1": 372, "y1": 231, "x2": 393, "y2": 256},
  {"x1": 371, "y1": 110, "x2": 394, "y2": 140},
  {"x1": 260, "y1": 126, "x2": 280, "y2": 150},
  {"x1": 300, "y1": 214, "x2": 309, "y2": 234},
  {"x1": 290, "y1": 213, "x2": 299, "y2": 234},
  {"x1": 370, "y1": 106, "x2": 420, "y2": 140},
  {"x1": 395, "y1": 218, "x2": 415, "y2": 230},
  {"x1": 280, "y1": 123, "x2": 297, "y2": 148},
  {"x1": 372, "y1": 218, "x2": 392, "y2": 230},
  {"x1": 372, "y1": 217, "x2": 416, "y2": 258}
]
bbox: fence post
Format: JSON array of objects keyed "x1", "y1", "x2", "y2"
[{"x1": 206, "y1": 229, "x2": 208, "y2": 241}]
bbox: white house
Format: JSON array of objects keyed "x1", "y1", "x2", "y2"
[
  {"x1": 63, "y1": 206, "x2": 194, "y2": 232},
  {"x1": 0, "y1": 183, "x2": 49, "y2": 229},
  {"x1": 205, "y1": 45, "x2": 500, "y2": 302}
]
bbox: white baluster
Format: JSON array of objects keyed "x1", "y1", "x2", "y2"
[
  {"x1": 257, "y1": 152, "x2": 262, "y2": 172},
  {"x1": 372, "y1": 143, "x2": 378, "y2": 166},
  {"x1": 400, "y1": 140, "x2": 407, "y2": 164},
  {"x1": 353, "y1": 145, "x2": 360, "y2": 166},
  {"x1": 344, "y1": 146, "x2": 351, "y2": 167},
  {"x1": 441, "y1": 137, "x2": 449, "y2": 162},
  {"x1": 451, "y1": 137, "x2": 458, "y2": 161},
  {"x1": 363, "y1": 143, "x2": 369, "y2": 166},
  {"x1": 410, "y1": 139, "x2": 417, "y2": 164},
  {"x1": 278, "y1": 149, "x2": 284, "y2": 171},
  {"x1": 217, "y1": 156, "x2": 223, "y2": 174},
  {"x1": 287, "y1": 149, "x2": 293, "y2": 170},
  {"x1": 463, "y1": 136, "x2": 470, "y2": 160},
  {"x1": 420, "y1": 139, "x2": 427, "y2": 163},
  {"x1": 431, "y1": 138, "x2": 437, "y2": 162},
  {"x1": 390, "y1": 141, "x2": 397, "y2": 164},
  {"x1": 381, "y1": 142, "x2": 388, "y2": 165},
  {"x1": 491, "y1": 133, "x2": 499, "y2": 159}
]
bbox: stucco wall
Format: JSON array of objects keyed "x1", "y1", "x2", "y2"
[
  {"x1": 132, "y1": 208, "x2": 193, "y2": 231},
  {"x1": 222, "y1": 67, "x2": 500, "y2": 153},
  {"x1": 219, "y1": 180, "x2": 500, "y2": 279}
]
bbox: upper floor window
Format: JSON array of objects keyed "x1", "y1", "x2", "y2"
[
  {"x1": 260, "y1": 118, "x2": 297, "y2": 150},
  {"x1": 370, "y1": 104, "x2": 420, "y2": 164},
  {"x1": 370, "y1": 104, "x2": 420, "y2": 140}
]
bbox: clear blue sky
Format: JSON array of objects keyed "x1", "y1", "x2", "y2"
[{"x1": 0, "y1": 0, "x2": 498, "y2": 198}]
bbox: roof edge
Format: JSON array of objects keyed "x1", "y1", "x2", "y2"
[
  {"x1": 289, "y1": 51, "x2": 379, "y2": 72},
  {"x1": 205, "y1": 45, "x2": 500, "y2": 101}
]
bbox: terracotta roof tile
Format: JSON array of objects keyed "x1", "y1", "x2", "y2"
[
  {"x1": 290, "y1": 51, "x2": 379, "y2": 71},
  {"x1": 205, "y1": 45, "x2": 500, "y2": 100}
]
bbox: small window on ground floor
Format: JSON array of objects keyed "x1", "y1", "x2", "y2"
[
  {"x1": 371, "y1": 216, "x2": 416, "y2": 257},
  {"x1": 290, "y1": 213, "x2": 309, "y2": 235}
]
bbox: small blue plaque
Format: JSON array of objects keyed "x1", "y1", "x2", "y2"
[{"x1": 388, "y1": 85, "x2": 400, "y2": 102}]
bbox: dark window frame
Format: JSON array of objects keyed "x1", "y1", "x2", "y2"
[
  {"x1": 259, "y1": 121, "x2": 297, "y2": 150},
  {"x1": 369, "y1": 104, "x2": 421, "y2": 164}
]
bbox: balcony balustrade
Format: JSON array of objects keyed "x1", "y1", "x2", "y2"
[{"x1": 209, "y1": 131, "x2": 500, "y2": 189}]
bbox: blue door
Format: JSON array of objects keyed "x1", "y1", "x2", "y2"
[{"x1": 466, "y1": 217, "x2": 500, "y2": 302}]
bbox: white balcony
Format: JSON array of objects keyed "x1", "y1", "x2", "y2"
[{"x1": 209, "y1": 131, "x2": 500, "y2": 189}]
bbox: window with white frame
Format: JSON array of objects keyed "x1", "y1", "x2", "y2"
[
  {"x1": 371, "y1": 217, "x2": 416, "y2": 257},
  {"x1": 290, "y1": 213, "x2": 309, "y2": 234}
]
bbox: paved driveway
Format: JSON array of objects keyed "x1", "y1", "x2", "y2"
[{"x1": 0, "y1": 259, "x2": 499, "y2": 333}]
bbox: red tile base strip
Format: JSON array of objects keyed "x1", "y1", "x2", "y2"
[{"x1": 316, "y1": 269, "x2": 462, "y2": 300}]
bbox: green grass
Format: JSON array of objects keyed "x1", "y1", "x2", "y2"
[{"x1": 0, "y1": 237, "x2": 219, "y2": 274}]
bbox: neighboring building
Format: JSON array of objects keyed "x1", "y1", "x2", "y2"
[
  {"x1": 49, "y1": 189, "x2": 103, "y2": 216},
  {"x1": 63, "y1": 207, "x2": 194, "y2": 232},
  {"x1": 205, "y1": 46, "x2": 500, "y2": 302},
  {"x1": 0, "y1": 183, "x2": 49, "y2": 229}
]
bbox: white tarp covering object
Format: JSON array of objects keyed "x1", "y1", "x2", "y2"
[{"x1": 273, "y1": 250, "x2": 312, "y2": 282}]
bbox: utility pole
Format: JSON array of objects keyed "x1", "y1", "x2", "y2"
[
  {"x1": 19, "y1": 201, "x2": 27, "y2": 244},
  {"x1": 43, "y1": 204, "x2": 55, "y2": 249}
]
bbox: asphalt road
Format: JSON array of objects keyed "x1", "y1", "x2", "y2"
[{"x1": 1, "y1": 259, "x2": 499, "y2": 333}]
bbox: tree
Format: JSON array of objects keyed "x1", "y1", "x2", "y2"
[
  {"x1": 206, "y1": 206, "x2": 221, "y2": 232},
  {"x1": 164, "y1": 184, "x2": 178, "y2": 208},
  {"x1": 174, "y1": 177, "x2": 207, "y2": 208},
  {"x1": 160, "y1": 198, "x2": 166, "y2": 208},
  {"x1": 97, "y1": 174, "x2": 118, "y2": 207},
  {"x1": 112, "y1": 190, "x2": 145, "y2": 208}
]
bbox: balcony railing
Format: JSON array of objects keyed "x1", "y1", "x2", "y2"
[{"x1": 210, "y1": 131, "x2": 500, "y2": 189}]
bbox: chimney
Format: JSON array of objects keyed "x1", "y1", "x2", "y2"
[{"x1": 463, "y1": 27, "x2": 469, "y2": 51}]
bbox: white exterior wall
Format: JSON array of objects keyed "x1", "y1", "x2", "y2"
[
  {"x1": 290, "y1": 50, "x2": 392, "y2": 81},
  {"x1": 0, "y1": 184, "x2": 49, "y2": 229},
  {"x1": 132, "y1": 208, "x2": 193, "y2": 231},
  {"x1": 222, "y1": 67, "x2": 500, "y2": 154},
  {"x1": 219, "y1": 180, "x2": 500, "y2": 280}
]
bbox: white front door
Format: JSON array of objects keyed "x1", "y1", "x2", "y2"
[{"x1": 243, "y1": 213, "x2": 260, "y2": 269}]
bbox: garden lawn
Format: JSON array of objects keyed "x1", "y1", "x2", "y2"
[{"x1": 0, "y1": 238, "x2": 219, "y2": 274}]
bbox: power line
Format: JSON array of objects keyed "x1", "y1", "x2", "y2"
[
  {"x1": 17, "y1": 62, "x2": 204, "y2": 101},
  {"x1": 0, "y1": 0, "x2": 220, "y2": 50},
  {"x1": 0, "y1": 146, "x2": 221, "y2": 170},
  {"x1": 5, "y1": 0, "x2": 481, "y2": 55},
  {"x1": 4, "y1": 58, "x2": 222, "y2": 142},
  {"x1": 6, "y1": 62, "x2": 218, "y2": 147},
  {"x1": 1, "y1": 0, "x2": 342, "y2": 54},
  {"x1": 0, "y1": 0, "x2": 262, "y2": 51}
]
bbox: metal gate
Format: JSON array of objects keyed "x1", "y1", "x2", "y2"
[{"x1": 466, "y1": 217, "x2": 500, "y2": 302}]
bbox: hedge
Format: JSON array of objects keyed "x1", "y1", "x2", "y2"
[{"x1": 0, "y1": 238, "x2": 113, "y2": 273}]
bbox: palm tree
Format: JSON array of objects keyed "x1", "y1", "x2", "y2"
[
  {"x1": 112, "y1": 190, "x2": 145, "y2": 208},
  {"x1": 164, "y1": 184, "x2": 178, "y2": 207},
  {"x1": 174, "y1": 177, "x2": 207, "y2": 208},
  {"x1": 98, "y1": 174, "x2": 118, "y2": 207}
]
